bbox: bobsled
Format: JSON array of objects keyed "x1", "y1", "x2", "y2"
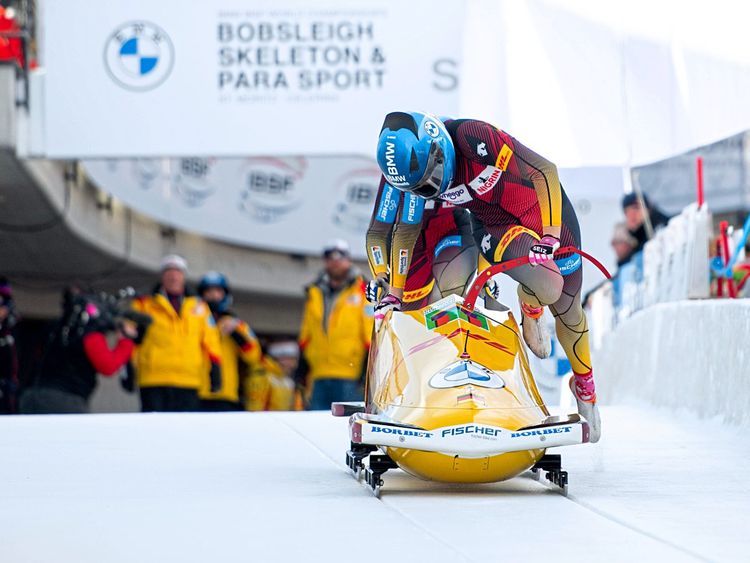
[{"x1": 332, "y1": 290, "x2": 590, "y2": 496}]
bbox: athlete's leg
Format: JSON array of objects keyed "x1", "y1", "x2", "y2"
[
  {"x1": 473, "y1": 224, "x2": 560, "y2": 357},
  {"x1": 501, "y1": 233, "x2": 565, "y2": 307},
  {"x1": 497, "y1": 229, "x2": 598, "y2": 401},
  {"x1": 548, "y1": 267, "x2": 601, "y2": 442},
  {"x1": 549, "y1": 267, "x2": 591, "y2": 377},
  {"x1": 401, "y1": 231, "x2": 433, "y2": 311},
  {"x1": 501, "y1": 233, "x2": 562, "y2": 358},
  {"x1": 433, "y1": 239, "x2": 478, "y2": 299}
]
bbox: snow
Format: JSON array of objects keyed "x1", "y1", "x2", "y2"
[{"x1": 0, "y1": 407, "x2": 748, "y2": 563}]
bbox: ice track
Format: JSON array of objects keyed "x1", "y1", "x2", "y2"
[{"x1": 0, "y1": 407, "x2": 748, "y2": 563}]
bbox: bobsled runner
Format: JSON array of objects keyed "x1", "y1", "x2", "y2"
[{"x1": 333, "y1": 282, "x2": 593, "y2": 497}]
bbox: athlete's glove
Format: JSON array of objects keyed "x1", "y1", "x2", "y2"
[
  {"x1": 529, "y1": 235, "x2": 560, "y2": 266},
  {"x1": 365, "y1": 276, "x2": 390, "y2": 304},
  {"x1": 374, "y1": 294, "x2": 402, "y2": 325}
]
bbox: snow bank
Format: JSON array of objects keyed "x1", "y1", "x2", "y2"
[{"x1": 595, "y1": 299, "x2": 750, "y2": 427}]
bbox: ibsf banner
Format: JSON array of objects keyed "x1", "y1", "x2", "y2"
[
  {"x1": 83, "y1": 156, "x2": 382, "y2": 258},
  {"x1": 41, "y1": 0, "x2": 464, "y2": 158}
]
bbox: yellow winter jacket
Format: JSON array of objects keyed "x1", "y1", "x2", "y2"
[
  {"x1": 131, "y1": 292, "x2": 221, "y2": 390},
  {"x1": 245, "y1": 356, "x2": 296, "y2": 411},
  {"x1": 298, "y1": 274, "x2": 373, "y2": 387},
  {"x1": 199, "y1": 316, "x2": 261, "y2": 402}
]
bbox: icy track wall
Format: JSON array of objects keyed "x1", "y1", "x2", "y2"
[{"x1": 594, "y1": 299, "x2": 750, "y2": 427}]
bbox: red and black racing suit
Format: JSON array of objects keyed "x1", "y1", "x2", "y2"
[{"x1": 366, "y1": 119, "x2": 593, "y2": 383}]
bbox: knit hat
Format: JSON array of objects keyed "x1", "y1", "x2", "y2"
[
  {"x1": 621, "y1": 192, "x2": 650, "y2": 210},
  {"x1": 160, "y1": 254, "x2": 188, "y2": 273}
]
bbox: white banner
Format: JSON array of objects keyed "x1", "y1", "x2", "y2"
[
  {"x1": 83, "y1": 156, "x2": 382, "y2": 258},
  {"x1": 41, "y1": 0, "x2": 464, "y2": 158}
]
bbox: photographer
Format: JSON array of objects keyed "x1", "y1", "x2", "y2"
[{"x1": 19, "y1": 287, "x2": 149, "y2": 415}]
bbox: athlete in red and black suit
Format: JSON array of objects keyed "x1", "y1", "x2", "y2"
[{"x1": 372, "y1": 112, "x2": 600, "y2": 442}]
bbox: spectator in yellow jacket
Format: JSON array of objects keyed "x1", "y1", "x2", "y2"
[
  {"x1": 245, "y1": 340, "x2": 298, "y2": 412},
  {"x1": 197, "y1": 272, "x2": 262, "y2": 411},
  {"x1": 297, "y1": 240, "x2": 373, "y2": 410},
  {"x1": 130, "y1": 255, "x2": 222, "y2": 412}
]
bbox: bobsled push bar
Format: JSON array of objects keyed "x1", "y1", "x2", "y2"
[
  {"x1": 331, "y1": 401, "x2": 366, "y2": 417},
  {"x1": 348, "y1": 412, "x2": 589, "y2": 458},
  {"x1": 464, "y1": 246, "x2": 611, "y2": 311}
]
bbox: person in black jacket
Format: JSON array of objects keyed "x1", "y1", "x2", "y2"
[
  {"x1": 19, "y1": 288, "x2": 148, "y2": 414},
  {"x1": 622, "y1": 192, "x2": 670, "y2": 255}
]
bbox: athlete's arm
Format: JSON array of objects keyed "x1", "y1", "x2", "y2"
[
  {"x1": 511, "y1": 138, "x2": 563, "y2": 236},
  {"x1": 389, "y1": 192, "x2": 426, "y2": 298},
  {"x1": 365, "y1": 177, "x2": 399, "y2": 280}
]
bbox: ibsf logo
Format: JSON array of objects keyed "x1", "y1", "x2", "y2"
[
  {"x1": 239, "y1": 158, "x2": 306, "y2": 223},
  {"x1": 104, "y1": 22, "x2": 174, "y2": 91},
  {"x1": 172, "y1": 157, "x2": 217, "y2": 207},
  {"x1": 130, "y1": 158, "x2": 161, "y2": 190},
  {"x1": 332, "y1": 165, "x2": 379, "y2": 232}
]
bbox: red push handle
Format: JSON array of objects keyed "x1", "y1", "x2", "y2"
[{"x1": 463, "y1": 246, "x2": 612, "y2": 311}]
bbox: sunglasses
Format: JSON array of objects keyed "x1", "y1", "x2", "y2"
[{"x1": 323, "y1": 250, "x2": 350, "y2": 260}]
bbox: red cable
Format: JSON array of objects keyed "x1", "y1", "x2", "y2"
[{"x1": 464, "y1": 246, "x2": 612, "y2": 311}]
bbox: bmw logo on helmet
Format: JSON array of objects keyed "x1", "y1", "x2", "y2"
[
  {"x1": 376, "y1": 111, "x2": 456, "y2": 200},
  {"x1": 104, "y1": 21, "x2": 175, "y2": 91}
]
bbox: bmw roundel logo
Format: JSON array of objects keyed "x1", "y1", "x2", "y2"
[
  {"x1": 424, "y1": 120, "x2": 441, "y2": 138},
  {"x1": 104, "y1": 21, "x2": 174, "y2": 91}
]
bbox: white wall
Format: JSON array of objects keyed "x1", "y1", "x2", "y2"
[{"x1": 594, "y1": 300, "x2": 750, "y2": 427}]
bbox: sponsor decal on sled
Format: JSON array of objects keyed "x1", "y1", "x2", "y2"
[
  {"x1": 424, "y1": 305, "x2": 490, "y2": 332},
  {"x1": 457, "y1": 388, "x2": 486, "y2": 405},
  {"x1": 510, "y1": 427, "x2": 573, "y2": 438},
  {"x1": 441, "y1": 424, "x2": 503, "y2": 438},
  {"x1": 371, "y1": 426, "x2": 433, "y2": 439},
  {"x1": 429, "y1": 360, "x2": 505, "y2": 389}
]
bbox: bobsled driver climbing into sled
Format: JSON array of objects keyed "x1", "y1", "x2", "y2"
[{"x1": 366, "y1": 112, "x2": 601, "y2": 442}]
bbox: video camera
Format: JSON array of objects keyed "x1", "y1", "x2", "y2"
[{"x1": 60, "y1": 287, "x2": 152, "y2": 345}]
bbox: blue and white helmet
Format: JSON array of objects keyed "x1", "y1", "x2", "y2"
[
  {"x1": 376, "y1": 111, "x2": 456, "y2": 199},
  {"x1": 198, "y1": 271, "x2": 233, "y2": 313}
]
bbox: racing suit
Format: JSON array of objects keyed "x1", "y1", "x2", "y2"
[{"x1": 367, "y1": 119, "x2": 594, "y2": 390}]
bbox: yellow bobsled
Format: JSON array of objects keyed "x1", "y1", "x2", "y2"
[{"x1": 332, "y1": 293, "x2": 590, "y2": 496}]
